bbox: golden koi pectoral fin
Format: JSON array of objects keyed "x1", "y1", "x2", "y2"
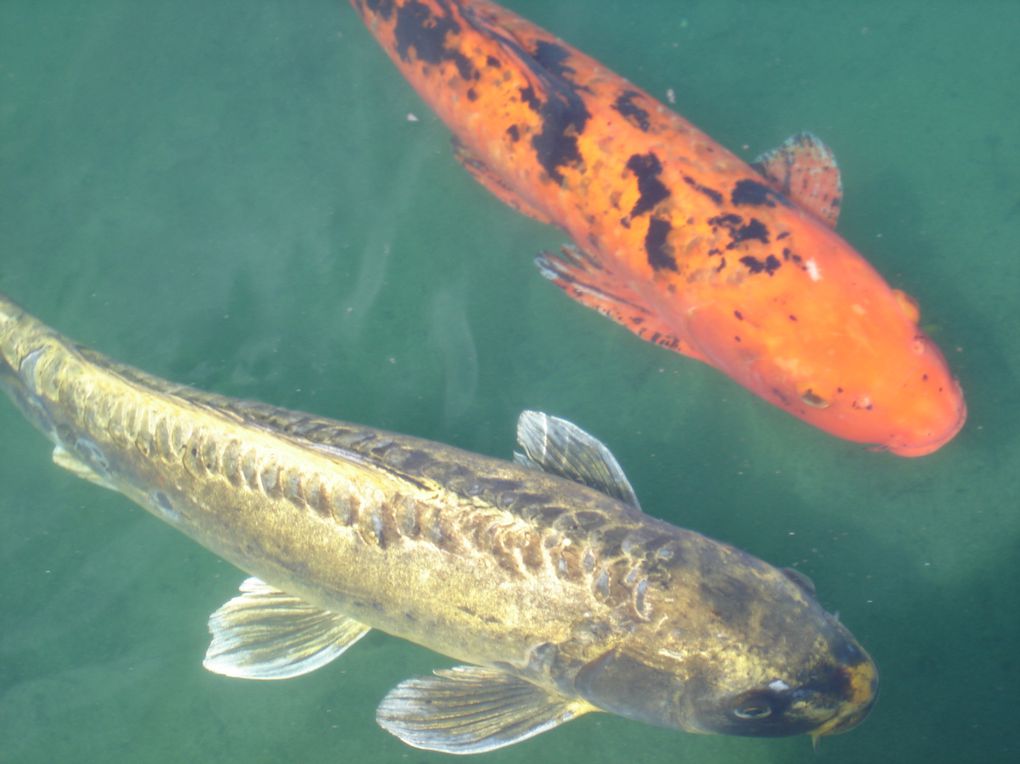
[
  {"x1": 203, "y1": 577, "x2": 371, "y2": 681},
  {"x1": 375, "y1": 665, "x2": 596, "y2": 754}
]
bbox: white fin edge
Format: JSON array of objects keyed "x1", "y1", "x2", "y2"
[
  {"x1": 376, "y1": 665, "x2": 595, "y2": 754},
  {"x1": 514, "y1": 410, "x2": 640, "y2": 509},
  {"x1": 203, "y1": 577, "x2": 370, "y2": 680}
]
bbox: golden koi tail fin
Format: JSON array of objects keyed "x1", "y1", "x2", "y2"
[{"x1": 0, "y1": 292, "x2": 74, "y2": 443}]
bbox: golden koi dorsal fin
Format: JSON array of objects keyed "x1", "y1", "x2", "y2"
[
  {"x1": 514, "y1": 410, "x2": 640, "y2": 509},
  {"x1": 753, "y1": 132, "x2": 843, "y2": 228},
  {"x1": 203, "y1": 577, "x2": 370, "y2": 680},
  {"x1": 376, "y1": 665, "x2": 595, "y2": 754},
  {"x1": 452, "y1": 139, "x2": 553, "y2": 224},
  {"x1": 536, "y1": 245, "x2": 710, "y2": 363}
]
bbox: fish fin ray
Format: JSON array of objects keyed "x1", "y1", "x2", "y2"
[
  {"x1": 376, "y1": 665, "x2": 595, "y2": 754},
  {"x1": 537, "y1": 245, "x2": 708, "y2": 362},
  {"x1": 51, "y1": 443, "x2": 115, "y2": 490},
  {"x1": 753, "y1": 132, "x2": 842, "y2": 228},
  {"x1": 536, "y1": 244, "x2": 651, "y2": 321},
  {"x1": 514, "y1": 410, "x2": 640, "y2": 509},
  {"x1": 203, "y1": 577, "x2": 370, "y2": 680},
  {"x1": 453, "y1": 139, "x2": 553, "y2": 224}
]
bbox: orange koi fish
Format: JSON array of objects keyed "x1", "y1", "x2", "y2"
[{"x1": 349, "y1": 0, "x2": 965, "y2": 456}]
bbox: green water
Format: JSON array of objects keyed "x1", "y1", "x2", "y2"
[{"x1": 1, "y1": 1, "x2": 1017, "y2": 762}]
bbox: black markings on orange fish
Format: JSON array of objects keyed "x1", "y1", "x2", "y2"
[
  {"x1": 498, "y1": 29, "x2": 590, "y2": 183},
  {"x1": 645, "y1": 217, "x2": 676, "y2": 271},
  {"x1": 360, "y1": 0, "x2": 395, "y2": 21},
  {"x1": 731, "y1": 178, "x2": 779, "y2": 208},
  {"x1": 533, "y1": 40, "x2": 575, "y2": 79},
  {"x1": 613, "y1": 90, "x2": 651, "y2": 131},
  {"x1": 708, "y1": 213, "x2": 771, "y2": 250},
  {"x1": 683, "y1": 175, "x2": 723, "y2": 204},
  {"x1": 394, "y1": 0, "x2": 477, "y2": 81},
  {"x1": 739, "y1": 254, "x2": 781, "y2": 276},
  {"x1": 626, "y1": 153, "x2": 670, "y2": 218}
]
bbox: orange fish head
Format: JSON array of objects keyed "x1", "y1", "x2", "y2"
[{"x1": 685, "y1": 232, "x2": 966, "y2": 456}]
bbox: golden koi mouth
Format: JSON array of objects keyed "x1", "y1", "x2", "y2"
[{"x1": 812, "y1": 657, "x2": 879, "y2": 741}]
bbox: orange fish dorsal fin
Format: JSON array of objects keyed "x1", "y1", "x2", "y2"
[
  {"x1": 536, "y1": 245, "x2": 708, "y2": 363},
  {"x1": 452, "y1": 139, "x2": 553, "y2": 225},
  {"x1": 753, "y1": 132, "x2": 843, "y2": 228}
]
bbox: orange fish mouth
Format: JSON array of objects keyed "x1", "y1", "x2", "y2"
[{"x1": 880, "y1": 378, "x2": 967, "y2": 457}]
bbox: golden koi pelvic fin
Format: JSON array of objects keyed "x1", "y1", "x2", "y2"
[{"x1": 376, "y1": 666, "x2": 596, "y2": 754}]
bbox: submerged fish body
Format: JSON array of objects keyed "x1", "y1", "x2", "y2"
[
  {"x1": 0, "y1": 292, "x2": 876, "y2": 752},
  {"x1": 349, "y1": 0, "x2": 966, "y2": 456}
]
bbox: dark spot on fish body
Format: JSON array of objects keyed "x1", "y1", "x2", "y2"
[
  {"x1": 734, "y1": 310, "x2": 744, "y2": 320},
  {"x1": 182, "y1": 436, "x2": 205, "y2": 477},
  {"x1": 390, "y1": 446, "x2": 433, "y2": 475},
  {"x1": 645, "y1": 217, "x2": 677, "y2": 271},
  {"x1": 506, "y1": 124, "x2": 520, "y2": 142},
  {"x1": 709, "y1": 213, "x2": 742, "y2": 231},
  {"x1": 530, "y1": 504, "x2": 568, "y2": 528},
  {"x1": 700, "y1": 573, "x2": 756, "y2": 630},
  {"x1": 532, "y1": 40, "x2": 575, "y2": 79},
  {"x1": 709, "y1": 213, "x2": 771, "y2": 250},
  {"x1": 360, "y1": 0, "x2": 395, "y2": 21},
  {"x1": 683, "y1": 175, "x2": 723, "y2": 204},
  {"x1": 530, "y1": 92, "x2": 590, "y2": 184},
  {"x1": 519, "y1": 86, "x2": 541, "y2": 111},
  {"x1": 393, "y1": 0, "x2": 477, "y2": 81},
  {"x1": 466, "y1": 87, "x2": 478, "y2": 101},
  {"x1": 613, "y1": 90, "x2": 651, "y2": 131},
  {"x1": 626, "y1": 153, "x2": 671, "y2": 217},
  {"x1": 486, "y1": 54, "x2": 500, "y2": 68},
  {"x1": 595, "y1": 525, "x2": 631, "y2": 558},
  {"x1": 200, "y1": 435, "x2": 219, "y2": 474},
  {"x1": 739, "y1": 255, "x2": 781, "y2": 276},
  {"x1": 731, "y1": 179, "x2": 778, "y2": 208}
]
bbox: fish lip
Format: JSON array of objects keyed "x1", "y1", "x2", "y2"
[{"x1": 884, "y1": 387, "x2": 967, "y2": 457}]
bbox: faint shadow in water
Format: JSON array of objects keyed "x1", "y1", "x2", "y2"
[
  {"x1": 428, "y1": 282, "x2": 478, "y2": 426},
  {"x1": 338, "y1": 140, "x2": 432, "y2": 347}
]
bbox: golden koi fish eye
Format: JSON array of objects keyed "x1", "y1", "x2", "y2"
[{"x1": 733, "y1": 702, "x2": 773, "y2": 720}]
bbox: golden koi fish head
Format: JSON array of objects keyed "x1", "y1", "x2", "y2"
[{"x1": 573, "y1": 552, "x2": 878, "y2": 739}]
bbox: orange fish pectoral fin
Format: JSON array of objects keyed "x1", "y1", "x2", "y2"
[
  {"x1": 452, "y1": 139, "x2": 554, "y2": 225},
  {"x1": 753, "y1": 132, "x2": 843, "y2": 228},
  {"x1": 536, "y1": 245, "x2": 708, "y2": 363}
]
